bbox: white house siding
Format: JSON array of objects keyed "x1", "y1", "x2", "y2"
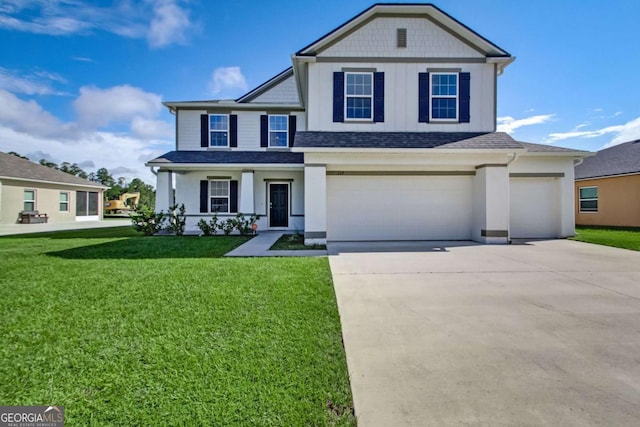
[
  {"x1": 318, "y1": 17, "x2": 485, "y2": 58},
  {"x1": 249, "y1": 74, "x2": 300, "y2": 104},
  {"x1": 306, "y1": 61, "x2": 495, "y2": 132},
  {"x1": 237, "y1": 111, "x2": 262, "y2": 150},
  {"x1": 175, "y1": 169, "x2": 304, "y2": 233},
  {"x1": 326, "y1": 175, "x2": 473, "y2": 241},
  {"x1": 508, "y1": 156, "x2": 576, "y2": 238},
  {"x1": 177, "y1": 109, "x2": 206, "y2": 150}
]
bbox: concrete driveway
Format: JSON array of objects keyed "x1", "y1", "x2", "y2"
[{"x1": 328, "y1": 239, "x2": 640, "y2": 426}]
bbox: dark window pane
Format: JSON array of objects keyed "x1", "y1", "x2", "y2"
[
  {"x1": 580, "y1": 200, "x2": 598, "y2": 212},
  {"x1": 88, "y1": 192, "x2": 99, "y2": 215},
  {"x1": 211, "y1": 198, "x2": 229, "y2": 213},
  {"x1": 210, "y1": 131, "x2": 228, "y2": 147},
  {"x1": 346, "y1": 97, "x2": 372, "y2": 119},
  {"x1": 76, "y1": 191, "x2": 87, "y2": 216},
  {"x1": 432, "y1": 98, "x2": 457, "y2": 119},
  {"x1": 270, "y1": 131, "x2": 287, "y2": 146},
  {"x1": 579, "y1": 187, "x2": 598, "y2": 199}
]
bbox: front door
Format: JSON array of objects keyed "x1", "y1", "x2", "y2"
[{"x1": 269, "y1": 183, "x2": 288, "y2": 227}]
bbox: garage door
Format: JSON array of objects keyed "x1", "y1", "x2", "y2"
[
  {"x1": 510, "y1": 178, "x2": 559, "y2": 238},
  {"x1": 327, "y1": 175, "x2": 473, "y2": 241}
]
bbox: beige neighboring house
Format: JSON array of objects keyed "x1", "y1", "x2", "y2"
[{"x1": 0, "y1": 152, "x2": 107, "y2": 224}]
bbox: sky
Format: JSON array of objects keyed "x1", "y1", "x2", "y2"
[{"x1": 0, "y1": 0, "x2": 639, "y2": 185}]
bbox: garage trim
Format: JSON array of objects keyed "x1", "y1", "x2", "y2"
[
  {"x1": 327, "y1": 171, "x2": 475, "y2": 176},
  {"x1": 510, "y1": 172, "x2": 565, "y2": 178}
]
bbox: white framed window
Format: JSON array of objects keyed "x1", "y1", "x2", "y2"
[
  {"x1": 59, "y1": 192, "x2": 69, "y2": 211},
  {"x1": 209, "y1": 114, "x2": 229, "y2": 147},
  {"x1": 210, "y1": 180, "x2": 230, "y2": 213},
  {"x1": 269, "y1": 115, "x2": 288, "y2": 147},
  {"x1": 430, "y1": 73, "x2": 458, "y2": 121},
  {"x1": 23, "y1": 190, "x2": 36, "y2": 211},
  {"x1": 579, "y1": 186, "x2": 598, "y2": 213},
  {"x1": 345, "y1": 72, "x2": 373, "y2": 120}
]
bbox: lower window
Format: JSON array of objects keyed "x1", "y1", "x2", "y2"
[
  {"x1": 76, "y1": 191, "x2": 99, "y2": 216},
  {"x1": 210, "y1": 180, "x2": 229, "y2": 213},
  {"x1": 23, "y1": 190, "x2": 35, "y2": 211},
  {"x1": 60, "y1": 192, "x2": 69, "y2": 211},
  {"x1": 579, "y1": 186, "x2": 598, "y2": 212}
]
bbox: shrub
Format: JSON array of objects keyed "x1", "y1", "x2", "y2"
[
  {"x1": 234, "y1": 213, "x2": 259, "y2": 235},
  {"x1": 197, "y1": 214, "x2": 219, "y2": 236},
  {"x1": 221, "y1": 218, "x2": 236, "y2": 236},
  {"x1": 131, "y1": 206, "x2": 165, "y2": 236},
  {"x1": 166, "y1": 203, "x2": 186, "y2": 236}
]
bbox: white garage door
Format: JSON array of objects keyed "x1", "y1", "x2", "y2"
[
  {"x1": 327, "y1": 175, "x2": 473, "y2": 241},
  {"x1": 510, "y1": 178, "x2": 559, "y2": 239}
]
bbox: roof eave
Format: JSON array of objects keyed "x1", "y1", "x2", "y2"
[
  {"x1": 292, "y1": 147, "x2": 528, "y2": 154},
  {"x1": 146, "y1": 162, "x2": 304, "y2": 169},
  {"x1": 0, "y1": 175, "x2": 108, "y2": 189}
]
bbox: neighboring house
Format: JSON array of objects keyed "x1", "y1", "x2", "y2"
[
  {"x1": 0, "y1": 152, "x2": 107, "y2": 224},
  {"x1": 147, "y1": 3, "x2": 590, "y2": 244},
  {"x1": 575, "y1": 140, "x2": 640, "y2": 227}
]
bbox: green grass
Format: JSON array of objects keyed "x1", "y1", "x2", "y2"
[
  {"x1": 270, "y1": 234, "x2": 327, "y2": 251},
  {"x1": 0, "y1": 227, "x2": 354, "y2": 426},
  {"x1": 570, "y1": 226, "x2": 640, "y2": 251}
]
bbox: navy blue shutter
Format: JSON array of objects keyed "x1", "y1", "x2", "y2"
[
  {"x1": 288, "y1": 115, "x2": 297, "y2": 147},
  {"x1": 229, "y1": 180, "x2": 238, "y2": 213},
  {"x1": 230, "y1": 114, "x2": 238, "y2": 147},
  {"x1": 458, "y1": 72, "x2": 470, "y2": 123},
  {"x1": 199, "y1": 180, "x2": 208, "y2": 213},
  {"x1": 260, "y1": 115, "x2": 268, "y2": 147},
  {"x1": 418, "y1": 73, "x2": 429, "y2": 123},
  {"x1": 200, "y1": 114, "x2": 208, "y2": 147},
  {"x1": 333, "y1": 72, "x2": 344, "y2": 122},
  {"x1": 373, "y1": 72, "x2": 384, "y2": 122}
]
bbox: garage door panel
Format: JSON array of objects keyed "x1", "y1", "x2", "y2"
[
  {"x1": 510, "y1": 178, "x2": 559, "y2": 239},
  {"x1": 327, "y1": 176, "x2": 472, "y2": 241}
]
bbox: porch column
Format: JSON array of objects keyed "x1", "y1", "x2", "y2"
[
  {"x1": 155, "y1": 170, "x2": 173, "y2": 213},
  {"x1": 472, "y1": 164, "x2": 509, "y2": 244},
  {"x1": 240, "y1": 170, "x2": 255, "y2": 214},
  {"x1": 304, "y1": 164, "x2": 327, "y2": 245}
]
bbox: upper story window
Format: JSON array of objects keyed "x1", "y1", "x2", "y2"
[
  {"x1": 430, "y1": 73, "x2": 458, "y2": 121},
  {"x1": 209, "y1": 114, "x2": 229, "y2": 147},
  {"x1": 345, "y1": 72, "x2": 373, "y2": 120},
  {"x1": 269, "y1": 115, "x2": 288, "y2": 147},
  {"x1": 579, "y1": 187, "x2": 598, "y2": 213}
]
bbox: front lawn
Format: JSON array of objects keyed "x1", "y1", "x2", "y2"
[
  {"x1": 571, "y1": 226, "x2": 640, "y2": 251},
  {"x1": 0, "y1": 227, "x2": 354, "y2": 426}
]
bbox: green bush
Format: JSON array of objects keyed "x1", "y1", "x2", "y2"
[
  {"x1": 197, "y1": 214, "x2": 219, "y2": 236},
  {"x1": 234, "y1": 213, "x2": 259, "y2": 235},
  {"x1": 131, "y1": 207, "x2": 165, "y2": 236},
  {"x1": 166, "y1": 203, "x2": 186, "y2": 236}
]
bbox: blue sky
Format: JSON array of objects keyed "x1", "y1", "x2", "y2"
[{"x1": 0, "y1": 0, "x2": 639, "y2": 184}]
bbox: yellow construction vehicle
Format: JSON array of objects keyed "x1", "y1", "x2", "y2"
[{"x1": 104, "y1": 192, "x2": 140, "y2": 217}]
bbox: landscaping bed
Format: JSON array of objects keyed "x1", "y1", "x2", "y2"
[
  {"x1": 0, "y1": 227, "x2": 354, "y2": 426},
  {"x1": 270, "y1": 233, "x2": 327, "y2": 251}
]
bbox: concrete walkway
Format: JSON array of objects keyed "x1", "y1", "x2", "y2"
[
  {"x1": 0, "y1": 219, "x2": 131, "y2": 236},
  {"x1": 225, "y1": 231, "x2": 327, "y2": 257},
  {"x1": 329, "y1": 239, "x2": 640, "y2": 426}
]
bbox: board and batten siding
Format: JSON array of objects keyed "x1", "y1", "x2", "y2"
[
  {"x1": 306, "y1": 61, "x2": 495, "y2": 132},
  {"x1": 177, "y1": 110, "x2": 306, "y2": 150}
]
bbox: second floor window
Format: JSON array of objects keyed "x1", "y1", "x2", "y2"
[
  {"x1": 269, "y1": 115, "x2": 288, "y2": 147},
  {"x1": 209, "y1": 114, "x2": 229, "y2": 147},
  {"x1": 345, "y1": 72, "x2": 373, "y2": 120},
  {"x1": 430, "y1": 73, "x2": 458, "y2": 120}
]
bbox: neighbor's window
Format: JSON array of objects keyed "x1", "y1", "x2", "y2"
[
  {"x1": 579, "y1": 187, "x2": 598, "y2": 212},
  {"x1": 24, "y1": 190, "x2": 35, "y2": 211},
  {"x1": 59, "y1": 192, "x2": 69, "y2": 211},
  {"x1": 345, "y1": 72, "x2": 373, "y2": 120},
  {"x1": 269, "y1": 115, "x2": 288, "y2": 147},
  {"x1": 210, "y1": 180, "x2": 229, "y2": 213},
  {"x1": 430, "y1": 73, "x2": 458, "y2": 120},
  {"x1": 209, "y1": 114, "x2": 229, "y2": 147}
]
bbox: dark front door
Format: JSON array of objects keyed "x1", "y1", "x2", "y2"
[{"x1": 269, "y1": 184, "x2": 288, "y2": 227}]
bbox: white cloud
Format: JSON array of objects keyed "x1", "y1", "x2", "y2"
[
  {"x1": 0, "y1": 0, "x2": 192, "y2": 48},
  {"x1": 545, "y1": 116, "x2": 640, "y2": 149},
  {"x1": 131, "y1": 116, "x2": 174, "y2": 140},
  {"x1": 0, "y1": 89, "x2": 76, "y2": 138},
  {"x1": 209, "y1": 66, "x2": 248, "y2": 96},
  {"x1": 547, "y1": 124, "x2": 625, "y2": 143},
  {"x1": 74, "y1": 85, "x2": 162, "y2": 129},
  {"x1": 0, "y1": 67, "x2": 67, "y2": 95},
  {"x1": 496, "y1": 114, "x2": 555, "y2": 134},
  {"x1": 147, "y1": 0, "x2": 191, "y2": 48}
]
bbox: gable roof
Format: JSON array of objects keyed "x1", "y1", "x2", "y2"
[
  {"x1": 147, "y1": 151, "x2": 304, "y2": 165},
  {"x1": 296, "y1": 3, "x2": 511, "y2": 58},
  {"x1": 236, "y1": 67, "x2": 299, "y2": 104},
  {"x1": 0, "y1": 152, "x2": 106, "y2": 188},
  {"x1": 575, "y1": 140, "x2": 640, "y2": 179}
]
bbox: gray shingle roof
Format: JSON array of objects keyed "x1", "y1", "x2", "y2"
[
  {"x1": 294, "y1": 131, "x2": 523, "y2": 149},
  {"x1": 518, "y1": 141, "x2": 586, "y2": 153},
  {"x1": 148, "y1": 151, "x2": 304, "y2": 164},
  {"x1": 575, "y1": 140, "x2": 640, "y2": 179},
  {"x1": 0, "y1": 151, "x2": 105, "y2": 187}
]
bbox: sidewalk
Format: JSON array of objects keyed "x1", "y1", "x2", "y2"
[
  {"x1": 225, "y1": 231, "x2": 327, "y2": 257},
  {"x1": 0, "y1": 219, "x2": 131, "y2": 236}
]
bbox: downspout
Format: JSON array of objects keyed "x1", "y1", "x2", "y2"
[
  {"x1": 574, "y1": 158, "x2": 584, "y2": 167},
  {"x1": 149, "y1": 166, "x2": 158, "y2": 176},
  {"x1": 507, "y1": 152, "x2": 519, "y2": 166}
]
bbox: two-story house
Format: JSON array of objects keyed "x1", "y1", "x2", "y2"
[{"x1": 147, "y1": 3, "x2": 589, "y2": 244}]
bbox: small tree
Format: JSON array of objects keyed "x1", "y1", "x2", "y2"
[
  {"x1": 131, "y1": 206, "x2": 165, "y2": 236},
  {"x1": 166, "y1": 203, "x2": 186, "y2": 236}
]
